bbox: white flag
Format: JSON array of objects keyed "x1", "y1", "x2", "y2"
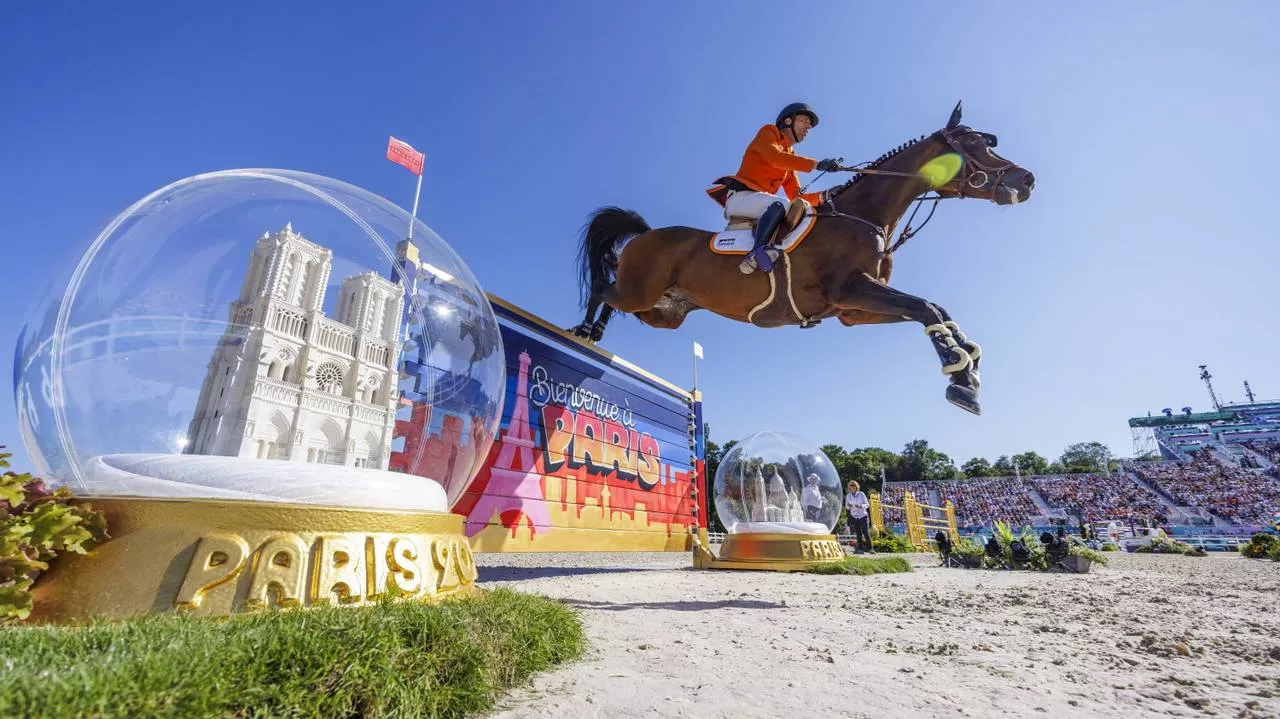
[{"x1": 693, "y1": 341, "x2": 704, "y2": 359}]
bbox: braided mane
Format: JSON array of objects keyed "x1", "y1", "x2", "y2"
[{"x1": 831, "y1": 133, "x2": 930, "y2": 197}]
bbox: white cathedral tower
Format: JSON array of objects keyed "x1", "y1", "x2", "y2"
[{"x1": 185, "y1": 224, "x2": 405, "y2": 468}]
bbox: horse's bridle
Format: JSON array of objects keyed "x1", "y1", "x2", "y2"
[
  {"x1": 939, "y1": 126, "x2": 1015, "y2": 198},
  {"x1": 817, "y1": 126, "x2": 1017, "y2": 252}
]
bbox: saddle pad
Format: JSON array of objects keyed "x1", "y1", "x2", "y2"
[{"x1": 709, "y1": 207, "x2": 817, "y2": 255}]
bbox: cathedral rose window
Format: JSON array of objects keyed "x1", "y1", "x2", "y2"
[{"x1": 315, "y1": 362, "x2": 345, "y2": 394}]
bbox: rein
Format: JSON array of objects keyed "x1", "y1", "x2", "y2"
[
  {"x1": 811, "y1": 127, "x2": 1008, "y2": 254},
  {"x1": 818, "y1": 194, "x2": 944, "y2": 254}
]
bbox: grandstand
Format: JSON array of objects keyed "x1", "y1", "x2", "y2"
[
  {"x1": 875, "y1": 396, "x2": 1280, "y2": 534},
  {"x1": 884, "y1": 463, "x2": 1278, "y2": 533},
  {"x1": 1129, "y1": 399, "x2": 1280, "y2": 465},
  {"x1": 871, "y1": 373, "x2": 1280, "y2": 547}
]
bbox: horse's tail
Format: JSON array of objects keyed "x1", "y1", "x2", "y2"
[{"x1": 576, "y1": 206, "x2": 650, "y2": 308}]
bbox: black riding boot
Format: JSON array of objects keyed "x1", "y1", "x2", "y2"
[{"x1": 739, "y1": 202, "x2": 786, "y2": 274}]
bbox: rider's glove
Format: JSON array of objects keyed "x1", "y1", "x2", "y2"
[{"x1": 815, "y1": 158, "x2": 841, "y2": 173}]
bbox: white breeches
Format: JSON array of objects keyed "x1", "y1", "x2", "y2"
[{"x1": 724, "y1": 190, "x2": 785, "y2": 220}]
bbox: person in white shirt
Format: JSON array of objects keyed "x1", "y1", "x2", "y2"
[
  {"x1": 844, "y1": 480, "x2": 872, "y2": 553},
  {"x1": 801, "y1": 473, "x2": 824, "y2": 523}
]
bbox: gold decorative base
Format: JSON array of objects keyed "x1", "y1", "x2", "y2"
[
  {"x1": 693, "y1": 530, "x2": 845, "y2": 571},
  {"x1": 28, "y1": 497, "x2": 478, "y2": 623}
]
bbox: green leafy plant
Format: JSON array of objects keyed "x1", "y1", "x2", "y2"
[
  {"x1": 1133, "y1": 529, "x2": 1202, "y2": 557},
  {"x1": 1240, "y1": 532, "x2": 1278, "y2": 559},
  {"x1": 871, "y1": 528, "x2": 916, "y2": 553},
  {"x1": 989, "y1": 521, "x2": 1047, "y2": 570},
  {"x1": 1100, "y1": 542, "x2": 1119, "y2": 552},
  {"x1": 940, "y1": 538, "x2": 986, "y2": 568},
  {"x1": 1, "y1": 446, "x2": 109, "y2": 622},
  {"x1": 1068, "y1": 545, "x2": 1109, "y2": 566},
  {"x1": 1270, "y1": 542, "x2": 1280, "y2": 562}
]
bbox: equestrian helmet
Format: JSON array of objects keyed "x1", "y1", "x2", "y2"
[{"x1": 777, "y1": 103, "x2": 819, "y2": 128}]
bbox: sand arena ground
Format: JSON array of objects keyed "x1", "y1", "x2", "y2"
[{"x1": 477, "y1": 550, "x2": 1279, "y2": 719}]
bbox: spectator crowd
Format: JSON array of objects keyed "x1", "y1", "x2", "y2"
[
  {"x1": 1031, "y1": 473, "x2": 1164, "y2": 525},
  {"x1": 874, "y1": 455, "x2": 1280, "y2": 528},
  {"x1": 1129, "y1": 453, "x2": 1280, "y2": 525}
]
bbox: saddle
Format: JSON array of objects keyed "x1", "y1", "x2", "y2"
[
  {"x1": 710, "y1": 198, "x2": 817, "y2": 256},
  {"x1": 708, "y1": 176, "x2": 810, "y2": 236}
]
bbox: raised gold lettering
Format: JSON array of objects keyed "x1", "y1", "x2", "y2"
[
  {"x1": 175, "y1": 534, "x2": 248, "y2": 609},
  {"x1": 311, "y1": 535, "x2": 364, "y2": 605},
  {"x1": 386, "y1": 536, "x2": 422, "y2": 596},
  {"x1": 433, "y1": 537, "x2": 461, "y2": 592},
  {"x1": 453, "y1": 539, "x2": 478, "y2": 583},
  {"x1": 799, "y1": 541, "x2": 813, "y2": 559},
  {"x1": 364, "y1": 535, "x2": 391, "y2": 600},
  {"x1": 245, "y1": 534, "x2": 307, "y2": 609}
]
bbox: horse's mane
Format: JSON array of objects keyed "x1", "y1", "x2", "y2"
[{"x1": 830, "y1": 132, "x2": 932, "y2": 197}]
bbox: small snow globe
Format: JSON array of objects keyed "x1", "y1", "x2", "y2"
[
  {"x1": 12, "y1": 169, "x2": 504, "y2": 512},
  {"x1": 714, "y1": 430, "x2": 842, "y2": 534}
]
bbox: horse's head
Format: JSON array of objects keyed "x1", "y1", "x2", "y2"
[{"x1": 930, "y1": 102, "x2": 1034, "y2": 206}]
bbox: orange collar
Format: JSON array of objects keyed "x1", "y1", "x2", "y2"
[{"x1": 771, "y1": 124, "x2": 797, "y2": 148}]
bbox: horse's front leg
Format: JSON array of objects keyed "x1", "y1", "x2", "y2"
[
  {"x1": 920, "y1": 303, "x2": 982, "y2": 392},
  {"x1": 827, "y1": 273, "x2": 982, "y2": 415}
]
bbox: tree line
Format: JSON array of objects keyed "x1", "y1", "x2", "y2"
[{"x1": 704, "y1": 427, "x2": 1142, "y2": 495}]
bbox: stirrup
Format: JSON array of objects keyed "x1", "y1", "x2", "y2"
[{"x1": 739, "y1": 247, "x2": 779, "y2": 274}]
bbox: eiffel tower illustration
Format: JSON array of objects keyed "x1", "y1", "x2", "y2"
[{"x1": 465, "y1": 351, "x2": 551, "y2": 537}]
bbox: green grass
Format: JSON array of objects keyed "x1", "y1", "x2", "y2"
[
  {"x1": 0, "y1": 588, "x2": 585, "y2": 719},
  {"x1": 803, "y1": 555, "x2": 913, "y2": 575}
]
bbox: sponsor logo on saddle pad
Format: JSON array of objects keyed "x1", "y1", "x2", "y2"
[{"x1": 709, "y1": 207, "x2": 817, "y2": 256}]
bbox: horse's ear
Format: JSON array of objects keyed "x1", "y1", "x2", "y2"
[{"x1": 947, "y1": 101, "x2": 963, "y2": 129}]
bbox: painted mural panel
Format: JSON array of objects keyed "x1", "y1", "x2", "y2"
[{"x1": 395, "y1": 296, "x2": 700, "y2": 552}]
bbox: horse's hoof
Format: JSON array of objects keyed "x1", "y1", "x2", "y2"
[
  {"x1": 946, "y1": 384, "x2": 981, "y2": 416},
  {"x1": 569, "y1": 323, "x2": 591, "y2": 339}
]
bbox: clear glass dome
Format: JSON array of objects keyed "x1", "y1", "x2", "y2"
[
  {"x1": 11, "y1": 169, "x2": 504, "y2": 509},
  {"x1": 714, "y1": 430, "x2": 841, "y2": 533}
]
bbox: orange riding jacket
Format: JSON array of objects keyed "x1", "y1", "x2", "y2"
[{"x1": 707, "y1": 124, "x2": 824, "y2": 207}]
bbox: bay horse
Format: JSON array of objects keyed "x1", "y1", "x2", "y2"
[{"x1": 571, "y1": 102, "x2": 1034, "y2": 415}]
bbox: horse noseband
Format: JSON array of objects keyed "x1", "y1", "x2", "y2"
[{"x1": 943, "y1": 129, "x2": 1013, "y2": 198}]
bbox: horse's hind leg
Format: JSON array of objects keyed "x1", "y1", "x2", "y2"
[
  {"x1": 572, "y1": 293, "x2": 604, "y2": 339},
  {"x1": 589, "y1": 304, "x2": 615, "y2": 341},
  {"x1": 601, "y1": 261, "x2": 672, "y2": 314},
  {"x1": 572, "y1": 276, "x2": 664, "y2": 342},
  {"x1": 573, "y1": 253, "x2": 671, "y2": 341},
  {"x1": 635, "y1": 301, "x2": 692, "y2": 330},
  {"x1": 828, "y1": 273, "x2": 981, "y2": 415}
]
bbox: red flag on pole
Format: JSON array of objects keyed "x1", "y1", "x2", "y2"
[{"x1": 386, "y1": 136, "x2": 425, "y2": 176}]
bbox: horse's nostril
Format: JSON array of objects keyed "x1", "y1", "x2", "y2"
[{"x1": 1022, "y1": 171, "x2": 1036, "y2": 189}]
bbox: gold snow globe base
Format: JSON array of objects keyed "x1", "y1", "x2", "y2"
[
  {"x1": 28, "y1": 497, "x2": 479, "y2": 623},
  {"x1": 693, "y1": 529, "x2": 844, "y2": 571}
]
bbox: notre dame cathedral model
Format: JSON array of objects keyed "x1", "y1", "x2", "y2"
[{"x1": 185, "y1": 224, "x2": 405, "y2": 469}]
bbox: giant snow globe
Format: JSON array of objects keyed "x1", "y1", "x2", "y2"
[
  {"x1": 13, "y1": 169, "x2": 504, "y2": 619},
  {"x1": 705, "y1": 430, "x2": 844, "y2": 569},
  {"x1": 715, "y1": 430, "x2": 841, "y2": 533}
]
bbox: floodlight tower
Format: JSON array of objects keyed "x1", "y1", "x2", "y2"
[{"x1": 1199, "y1": 365, "x2": 1222, "y2": 411}]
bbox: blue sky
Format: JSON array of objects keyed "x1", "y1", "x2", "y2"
[{"x1": 3, "y1": 2, "x2": 1279, "y2": 473}]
